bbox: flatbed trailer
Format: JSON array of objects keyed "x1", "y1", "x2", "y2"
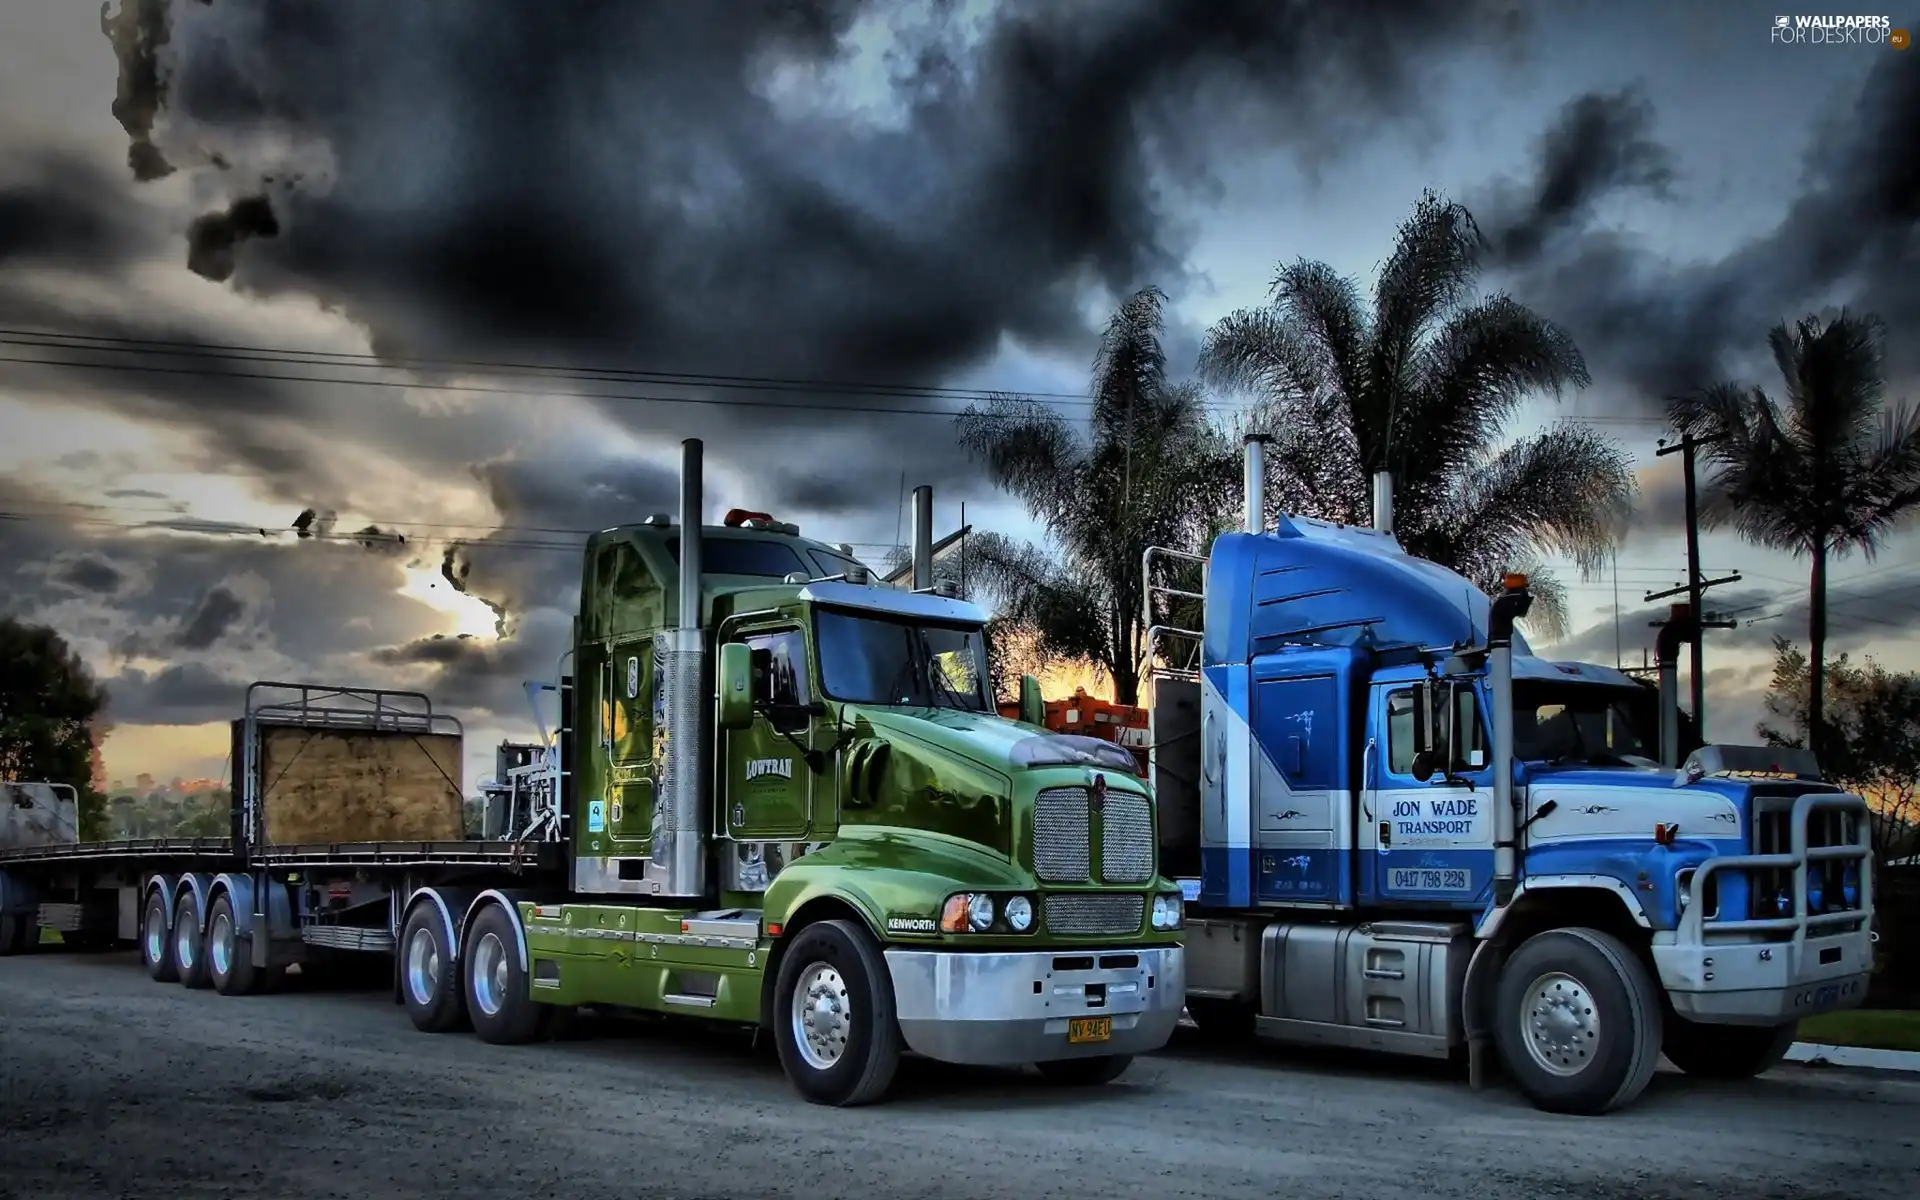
[{"x1": 1, "y1": 439, "x2": 1187, "y2": 1106}]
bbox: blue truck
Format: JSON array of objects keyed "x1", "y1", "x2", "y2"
[{"x1": 1142, "y1": 435, "x2": 1876, "y2": 1115}]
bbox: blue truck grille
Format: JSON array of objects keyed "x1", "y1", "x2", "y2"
[
  {"x1": 1044, "y1": 893, "x2": 1144, "y2": 936},
  {"x1": 1747, "y1": 794, "x2": 1866, "y2": 920},
  {"x1": 1033, "y1": 785, "x2": 1155, "y2": 885}
]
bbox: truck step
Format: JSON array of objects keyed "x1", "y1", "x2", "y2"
[{"x1": 301, "y1": 925, "x2": 396, "y2": 953}]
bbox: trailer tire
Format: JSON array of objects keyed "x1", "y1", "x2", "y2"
[
  {"x1": 1492, "y1": 927, "x2": 1661, "y2": 1116},
  {"x1": 1663, "y1": 1015, "x2": 1797, "y2": 1079},
  {"x1": 1035, "y1": 1054, "x2": 1134, "y2": 1086},
  {"x1": 206, "y1": 894, "x2": 259, "y2": 996},
  {"x1": 173, "y1": 891, "x2": 211, "y2": 991},
  {"x1": 771, "y1": 918, "x2": 902, "y2": 1107},
  {"x1": 463, "y1": 904, "x2": 545, "y2": 1045},
  {"x1": 141, "y1": 890, "x2": 177, "y2": 982},
  {"x1": 400, "y1": 902, "x2": 467, "y2": 1033},
  {"x1": 0, "y1": 913, "x2": 34, "y2": 956}
]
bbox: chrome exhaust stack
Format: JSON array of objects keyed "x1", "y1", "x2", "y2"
[
  {"x1": 1243, "y1": 433, "x2": 1269, "y2": 535},
  {"x1": 1372, "y1": 470, "x2": 1394, "y2": 535},
  {"x1": 911, "y1": 484, "x2": 934, "y2": 592},
  {"x1": 652, "y1": 437, "x2": 707, "y2": 898}
]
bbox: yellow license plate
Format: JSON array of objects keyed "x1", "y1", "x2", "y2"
[{"x1": 1067, "y1": 1016, "x2": 1111, "y2": 1044}]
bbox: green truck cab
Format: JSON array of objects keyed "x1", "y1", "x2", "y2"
[{"x1": 489, "y1": 438, "x2": 1186, "y2": 1105}]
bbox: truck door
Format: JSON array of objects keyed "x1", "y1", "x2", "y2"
[
  {"x1": 722, "y1": 626, "x2": 814, "y2": 842},
  {"x1": 1361, "y1": 680, "x2": 1495, "y2": 905},
  {"x1": 604, "y1": 633, "x2": 656, "y2": 857}
]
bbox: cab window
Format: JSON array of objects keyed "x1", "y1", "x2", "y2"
[{"x1": 1385, "y1": 684, "x2": 1487, "y2": 776}]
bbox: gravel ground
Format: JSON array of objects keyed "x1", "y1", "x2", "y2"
[{"x1": 1, "y1": 949, "x2": 1915, "y2": 1200}]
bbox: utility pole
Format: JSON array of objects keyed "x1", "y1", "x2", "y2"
[{"x1": 1653, "y1": 432, "x2": 1724, "y2": 738}]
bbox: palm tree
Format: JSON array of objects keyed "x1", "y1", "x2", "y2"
[
  {"x1": 1196, "y1": 191, "x2": 1636, "y2": 639},
  {"x1": 953, "y1": 286, "x2": 1232, "y2": 705},
  {"x1": 1667, "y1": 310, "x2": 1920, "y2": 757}
]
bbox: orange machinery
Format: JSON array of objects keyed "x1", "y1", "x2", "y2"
[{"x1": 998, "y1": 687, "x2": 1150, "y2": 773}]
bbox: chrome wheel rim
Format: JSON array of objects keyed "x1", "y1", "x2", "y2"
[
  {"x1": 174, "y1": 912, "x2": 196, "y2": 971},
  {"x1": 790, "y1": 962, "x2": 852, "y2": 1071},
  {"x1": 471, "y1": 931, "x2": 507, "y2": 1016},
  {"x1": 1521, "y1": 970, "x2": 1600, "y2": 1077},
  {"x1": 406, "y1": 926, "x2": 442, "y2": 1006},
  {"x1": 144, "y1": 906, "x2": 164, "y2": 964},
  {"x1": 210, "y1": 911, "x2": 232, "y2": 976}
]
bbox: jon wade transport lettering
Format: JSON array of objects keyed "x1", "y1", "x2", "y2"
[
  {"x1": 1770, "y1": 15, "x2": 1907, "y2": 47},
  {"x1": 1388, "y1": 795, "x2": 1488, "y2": 848}
]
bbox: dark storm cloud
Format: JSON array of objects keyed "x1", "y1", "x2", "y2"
[
  {"x1": 106, "y1": 661, "x2": 245, "y2": 726},
  {"x1": 1479, "y1": 85, "x2": 1676, "y2": 266},
  {"x1": 0, "y1": 152, "x2": 151, "y2": 267},
  {"x1": 174, "y1": 583, "x2": 244, "y2": 649},
  {"x1": 185, "y1": 193, "x2": 278, "y2": 282},
  {"x1": 78, "y1": 0, "x2": 1525, "y2": 514},
  {"x1": 1496, "y1": 50, "x2": 1920, "y2": 407},
  {"x1": 48, "y1": 553, "x2": 127, "y2": 595}
]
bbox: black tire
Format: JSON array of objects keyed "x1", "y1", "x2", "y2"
[
  {"x1": 206, "y1": 894, "x2": 260, "y2": 997},
  {"x1": 1185, "y1": 997, "x2": 1257, "y2": 1043},
  {"x1": 463, "y1": 904, "x2": 545, "y2": 1045},
  {"x1": 1035, "y1": 1054, "x2": 1135, "y2": 1086},
  {"x1": 141, "y1": 890, "x2": 177, "y2": 982},
  {"x1": 0, "y1": 912, "x2": 34, "y2": 956},
  {"x1": 1492, "y1": 927, "x2": 1662, "y2": 1115},
  {"x1": 1663, "y1": 1016, "x2": 1797, "y2": 1079},
  {"x1": 400, "y1": 902, "x2": 467, "y2": 1033},
  {"x1": 771, "y1": 918, "x2": 902, "y2": 1107},
  {"x1": 173, "y1": 891, "x2": 211, "y2": 990}
]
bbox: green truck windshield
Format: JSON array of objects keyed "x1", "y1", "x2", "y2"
[{"x1": 815, "y1": 608, "x2": 991, "y2": 712}]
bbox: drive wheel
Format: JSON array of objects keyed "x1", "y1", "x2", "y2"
[
  {"x1": 173, "y1": 891, "x2": 211, "y2": 990},
  {"x1": 772, "y1": 919, "x2": 902, "y2": 1107},
  {"x1": 1492, "y1": 927, "x2": 1662, "y2": 1115},
  {"x1": 141, "y1": 890, "x2": 177, "y2": 982},
  {"x1": 1664, "y1": 1016, "x2": 1797, "y2": 1079},
  {"x1": 464, "y1": 904, "x2": 544, "y2": 1045},
  {"x1": 1035, "y1": 1054, "x2": 1134, "y2": 1086},
  {"x1": 207, "y1": 894, "x2": 259, "y2": 996},
  {"x1": 401, "y1": 903, "x2": 467, "y2": 1033}
]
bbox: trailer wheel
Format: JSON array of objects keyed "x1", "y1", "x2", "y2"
[
  {"x1": 1663, "y1": 1015, "x2": 1797, "y2": 1079},
  {"x1": 463, "y1": 904, "x2": 545, "y2": 1045},
  {"x1": 1492, "y1": 927, "x2": 1662, "y2": 1116},
  {"x1": 1034, "y1": 1054, "x2": 1135, "y2": 1086},
  {"x1": 141, "y1": 890, "x2": 177, "y2": 982},
  {"x1": 173, "y1": 891, "x2": 211, "y2": 991},
  {"x1": 400, "y1": 902, "x2": 467, "y2": 1033},
  {"x1": 0, "y1": 913, "x2": 34, "y2": 956},
  {"x1": 771, "y1": 918, "x2": 902, "y2": 1107},
  {"x1": 206, "y1": 894, "x2": 260, "y2": 996}
]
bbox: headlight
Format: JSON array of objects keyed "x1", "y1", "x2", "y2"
[
  {"x1": 967, "y1": 892, "x2": 995, "y2": 932},
  {"x1": 1005, "y1": 894, "x2": 1034, "y2": 932},
  {"x1": 1676, "y1": 868, "x2": 1692, "y2": 912},
  {"x1": 1151, "y1": 893, "x2": 1183, "y2": 930}
]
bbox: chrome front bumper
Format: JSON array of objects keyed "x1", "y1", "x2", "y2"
[
  {"x1": 884, "y1": 944, "x2": 1185, "y2": 1066},
  {"x1": 1653, "y1": 931, "x2": 1872, "y2": 1024},
  {"x1": 1659, "y1": 790, "x2": 1874, "y2": 1026}
]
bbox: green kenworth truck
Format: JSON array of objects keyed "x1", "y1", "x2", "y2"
[{"x1": 0, "y1": 437, "x2": 1187, "y2": 1106}]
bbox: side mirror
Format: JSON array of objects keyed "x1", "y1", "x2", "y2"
[
  {"x1": 1411, "y1": 679, "x2": 1434, "y2": 755},
  {"x1": 1018, "y1": 674, "x2": 1045, "y2": 727},
  {"x1": 718, "y1": 642, "x2": 754, "y2": 730},
  {"x1": 1411, "y1": 750, "x2": 1437, "y2": 782}
]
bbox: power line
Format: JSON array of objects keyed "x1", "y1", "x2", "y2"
[{"x1": 0, "y1": 327, "x2": 1114, "y2": 408}]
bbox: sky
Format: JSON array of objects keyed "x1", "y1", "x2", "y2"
[{"x1": 1, "y1": 0, "x2": 1916, "y2": 794}]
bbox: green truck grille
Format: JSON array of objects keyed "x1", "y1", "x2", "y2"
[{"x1": 1033, "y1": 785, "x2": 1155, "y2": 885}]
